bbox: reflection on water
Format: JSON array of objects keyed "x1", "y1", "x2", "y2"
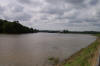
[{"x1": 0, "y1": 33, "x2": 96, "y2": 66}]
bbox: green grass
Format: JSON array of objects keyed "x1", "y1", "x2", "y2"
[
  {"x1": 48, "y1": 57, "x2": 60, "y2": 65},
  {"x1": 95, "y1": 34, "x2": 100, "y2": 37},
  {"x1": 62, "y1": 34, "x2": 100, "y2": 66}
]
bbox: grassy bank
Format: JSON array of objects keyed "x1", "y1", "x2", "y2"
[{"x1": 58, "y1": 34, "x2": 100, "y2": 66}]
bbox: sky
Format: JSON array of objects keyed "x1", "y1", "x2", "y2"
[{"x1": 0, "y1": 0, "x2": 100, "y2": 31}]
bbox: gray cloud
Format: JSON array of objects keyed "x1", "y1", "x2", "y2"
[
  {"x1": 13, "y1": 13, "x2": 32, "y2": 21},
  {"x1": 65, "y1": 0, "x2": 84, "y2": 4},
  {"x1": 45, "y1": 0, "x2": 85, "y2": 7},
  {"x1": 3, "y1": 12, "x2": 32, "y2": 22},
  {"x1": 12, "y1": 5, "x2": 24, "y2": 13},
  {"x1": 17, "y1": 0, "x2": 32, "y2": 4},
  {"x1": 46, "y1": 0, "x2": 84, "y2": 5},
  {"x1": 0, "y1": 6, "x2": 5, "y2": 14},
  {"x1": 0, "y1": 0, "x2": 100, "y2": 31},
  {"x1": 17, "y1": 0, "x2": 44, "y2": 7},
  {"x1": 93, "y1": 24, "x2": 100, "y2": 27},
  {"x1": 41, "y1": 7, "x2": 65, "y2": 16},
  {"x1": 89, "y1": 0, "x2": 98, "y2": 5}
]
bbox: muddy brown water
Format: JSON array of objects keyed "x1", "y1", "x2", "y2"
[{"x1": 0, "y1": 33, "x2": 96, "y2": 66}]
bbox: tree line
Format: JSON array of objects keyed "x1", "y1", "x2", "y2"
[
  {"x1": 0, "y1": 19, "x2": 38, "y2": 34},
  {"x1": 39, "y1": 30, "x2": 100, "y2": 34}
]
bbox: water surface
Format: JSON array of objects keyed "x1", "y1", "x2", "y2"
[{"x1": 0, "y1": 33, "x2": 96, "y2": 66}]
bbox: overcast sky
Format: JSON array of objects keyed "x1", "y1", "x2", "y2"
[{"x1": 0, "y1": 0, "x2": 100, "y2": 31}]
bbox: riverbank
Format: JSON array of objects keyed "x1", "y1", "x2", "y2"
[{"x1": 57, "y1": 34, "x2": 100, "y2": 66}]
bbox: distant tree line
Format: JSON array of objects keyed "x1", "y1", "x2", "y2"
[
  {"x1": 0, "y1": 19, "x2": 38, "y2": 34},
  {"x1": 39, "y1": 30, "x2": 100, "y2": 34}
]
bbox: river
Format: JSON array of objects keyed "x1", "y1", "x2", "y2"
[{"x1": 0, "y1": 33, "x2": 96, "y2": 66}]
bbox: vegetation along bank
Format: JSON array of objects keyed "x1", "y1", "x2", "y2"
[{"x1": 56, "y1": 34, "x2": 100, "y2": 66}]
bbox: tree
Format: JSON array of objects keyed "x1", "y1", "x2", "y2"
[{"x1": 0, "y1": 19, "x2": 38, "y2": 34}]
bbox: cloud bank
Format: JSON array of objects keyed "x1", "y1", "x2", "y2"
[{"x1": 0, "y1": 0, "x2": 100, "y2": 31}]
